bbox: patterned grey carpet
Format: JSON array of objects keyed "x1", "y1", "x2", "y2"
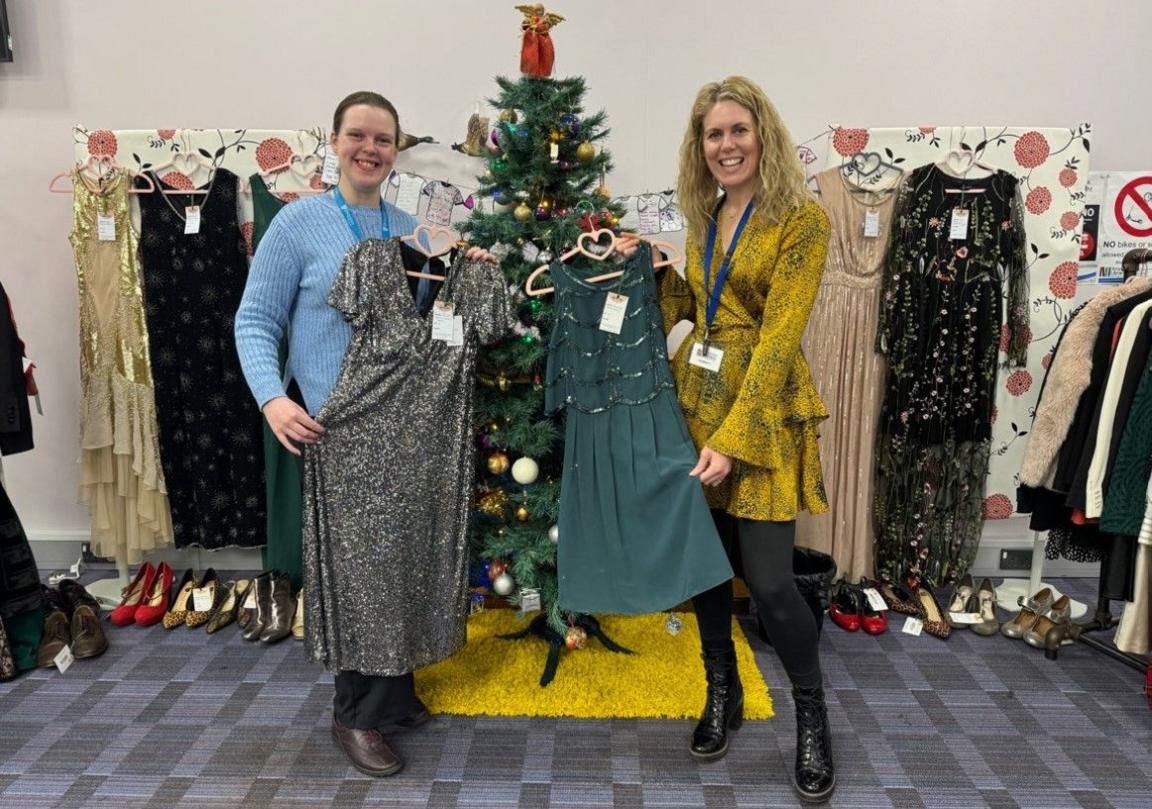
[{"x1": 0, "y1": 577, "x2": 1147, "y2": 809}]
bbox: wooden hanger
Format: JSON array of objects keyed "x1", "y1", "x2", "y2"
[
  {"x1": 399, "y1": 224, "x2": 457, "y2": 280},
  {"x1": 524, "y1": 230, "x2": 678, "y2": 297},
  {"x1": 48, "y1": 155, "x2": 157, "y2": 194}
]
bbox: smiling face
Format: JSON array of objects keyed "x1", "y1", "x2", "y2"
[
  {"x1": 329, "y1": 103, "x2": 398, "y2": 202},
  {"x1": 701, "y1": 99, "x2": 761, "y2": 198}
]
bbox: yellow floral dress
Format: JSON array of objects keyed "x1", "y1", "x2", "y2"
[{"x1": 659, "y1": 200, "x2": 831, "y2": 521}]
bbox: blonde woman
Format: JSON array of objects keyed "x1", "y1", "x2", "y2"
[{"x1": 659, "y1": 76, "x2": 834, "y2": 802}]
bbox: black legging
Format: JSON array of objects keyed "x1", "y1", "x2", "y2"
[{"x1": 692, "y1": 510, "x2": 822, "y2": 689}]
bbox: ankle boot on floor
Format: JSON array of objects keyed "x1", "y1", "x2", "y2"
[
  {"x1": 242, "y1": 572, "x2": 274, "y2": 642},
  {"x1": 259, "y1": 572, "x2": 294, "y2": 644},
  {"x1": 689, "y1": 640, "x2": 744, "y2": 761},
  {"x1": 792, "y1": 684, "x2": 835, "y2": 803}
]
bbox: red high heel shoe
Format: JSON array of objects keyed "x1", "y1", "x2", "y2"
[
  {"x1": 108, "y1": 563, "x2": 156, "y2": 627},
  {"x1": 134, "y1": 562, "x2": 175, "y2": 627},
  {"x1": 828, "y1": 585, "x2": 861, "y2": 632}
]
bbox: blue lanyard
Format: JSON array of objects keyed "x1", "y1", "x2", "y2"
[
  {"x1": 333, "y1": 186, "x2": 391, "y2": 242},
  {"x1": 702, "y1": 199, "x2": 755, "y2": 336}
]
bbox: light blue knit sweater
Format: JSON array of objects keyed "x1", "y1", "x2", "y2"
[{"x1": 234, "y1": 193, "x2": 418, "y2": 414}]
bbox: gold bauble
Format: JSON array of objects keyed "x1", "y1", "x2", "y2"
[
  {"x1": 487, "y1": 452, "x2": 510, "y2": 475},
  {"x1": 497, "y1": 374, "x2": 511, "y2": 392},
  {"x1": 500, "y1": 108, "x2": 518, "y2": 124},
  {"x1": 549, "y1": 129, "x2": 563, "y2": 143},
  {"x1": 513, "y1": 202, "x2": 533, "y2": 222},
  {"x1": 477, "y1": 489, "x2": 507, "y2": 517},
  {"x1": 605, "y1": 213, "x2": 620, "y2": 227},
  {"x1": 576, "y1": 141, "x2": 596, "y2": 163},
  {"x1": 515, "y1": 505, "x2": 531, "y2": 522},
  {"x1": 594, "y1": 185, "x2": 611, "y2": 200}
]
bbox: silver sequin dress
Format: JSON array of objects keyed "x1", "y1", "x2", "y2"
[{"x1": 303, "y1": 239, "x2": 510, "y2": 676}]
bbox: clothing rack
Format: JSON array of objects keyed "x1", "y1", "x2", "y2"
[{"x1": 1050, "y1": 248, "x2": 1152, "y2": 672}]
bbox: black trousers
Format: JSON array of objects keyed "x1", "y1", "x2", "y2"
[
  {"x1": 691, "y1": 510, "x2": 822, "y2": 689},
  {"x1": 333, "y1": 670, "x2": 419, "y2": 730}
]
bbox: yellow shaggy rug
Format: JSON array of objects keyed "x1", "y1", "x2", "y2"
[{"x1": 414, "y1": 611, "x2": 773, "y2": 720}]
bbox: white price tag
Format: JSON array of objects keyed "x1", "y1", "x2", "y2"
[
  {"x1": 192, "y1": 587, "x2": 213, "y2": 612},
  {"x1": 54, "y1": 645, "x2": 75, "y2": 673},
  {"x1": 599, "y1": 292, "x2": 628, "y2": 334},
  {"x1": 448, "y1": 315, "x2": 464, "y2": 347},
  {"x1": 949, "y1": 207, "x2": 969, "y2": 240},
  {"x1": 97, "y1": 214, "x2": 116, "y2": 241},
  {"x1": 688, "y1": 342, "x2": 724, "y2": 372},
  {"x1": 863, "y1": 209, "x2": 880, "y2": 238},
  {"x1": 637, "y1": 194, "x2": 661, "y2": 235},
  {"x1": 862, "y1": 587, "x2": 888, "y2": 613},
  {"x1": 520, "y1": 588, "x2": 541, "y2": 612},
  {"x1": 244, "y1": 589, "x2": 257, "y2": 609},
  {"x1": 321, "y1": 150, "x2": 341, "y2": 185},
  {"x1": 948, "y1": 611, "x2": 982, "y2": 625},
  {"x1": 431, "y1": 301, "x2": 456, "y2": 342},
  {"x1": 184, "y1": 206, "x2": 201, "y2": 235},
  {"x1": 901, "y1": 616, "x2": 923, "y2": 636}
]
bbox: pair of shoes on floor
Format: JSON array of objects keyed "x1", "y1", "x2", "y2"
[
  {"x1": 163, "y1": 569, "x2": 224, "y2": 629},
  {"x1": 108, "y1": 562, "x2": 175, "y2": 628},
  {"x1": 828, "y1": 579, "x2": 888, "y2": 635},
  {"x1": 238, "y1": 570, "x2": 296, "y2": 644},
  {"x1": 878, "y1": 574, "x2": 951, "y2": 640},
  {"x1": 1000, "y1": 587, "x2": 1075, "y2": 648},
  {"x1": 37, "y1": 580, "x2": 108, "y2": 667},
  {"x1": 945, "y1": 575, "x2": 1000, "y2": 636}
]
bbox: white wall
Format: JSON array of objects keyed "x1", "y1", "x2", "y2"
[{"x1": 1, "y1": 0, "x2": 1149, "y2": 561}]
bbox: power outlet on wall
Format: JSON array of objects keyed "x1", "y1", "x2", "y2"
[{"x1": 999, "y1": 549, "x2": 1034, "y2": 570}]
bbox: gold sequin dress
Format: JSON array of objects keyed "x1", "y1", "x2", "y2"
[
  {"x1": 794, "y1": 168, "x2": 898, "y2": 581},
  {"x1": 659, "y1": 200, "x2": 831, "y2": 522},
  {"x1": 69, "y1": 169, "x2": 173, "y2": 563}
]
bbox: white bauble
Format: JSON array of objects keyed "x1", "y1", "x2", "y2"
[
  {"x1": 492, "y1": 572, "x2": 515, "y2": 595},
  {"x1": 511, "y1": 457, "x2": 540, "y2": 485},
  {"x1": 548, "y1": 524, "x2": 559, "y2": 544}
]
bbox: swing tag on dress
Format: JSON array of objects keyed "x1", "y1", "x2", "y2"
[
  {"x1": 321, "y1": 150, "x2": 341, "y2": 185},
  {"x1": 688, "y1": 342, "x2": 724, "y2": 372},
  {"x1": 948, "y1": 208, "x2": 969, "y2": 240},
  {"x1": 599, "y1": 292, "x2": 628, "y2": 334},
  {"x1": 97, "y1": 214, "x2": 116, "y2": 241},
  {"x1": 448, "y1": 315, "x2": 464, "y2": 347},
  {"x1": 863, "y1": 209, "x2": 880, "y2": 239},
  {"x1": 184, "y1": 206, "x2": 201, "y2": 235},
  {"x1": 431, "y1": 301, "x2": 456, "y2": 342}
]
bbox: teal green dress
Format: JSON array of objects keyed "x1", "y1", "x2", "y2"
[
  {"x1": 545, "y1": 242, "x2": 733, "y2": 614},
  {"x1": 250, "y1": 175, "x2": 303, "y2": 589}
]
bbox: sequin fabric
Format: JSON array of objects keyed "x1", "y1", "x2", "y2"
[
  {"x1": 304, "y1": 239, "x2": 510, "y2": 676},
  {"x1": 69, "y1": 169, "x2": 173, "y2": 564},
  {"x1": 796, "y1": 168, "x2": 899, "y2": 582},
  {"x1": 658, "y1": 201, "x2": 831, "y2": 521},
  {"x1": 873, "y1": 165, "x2": 1029, "y2": 585}
]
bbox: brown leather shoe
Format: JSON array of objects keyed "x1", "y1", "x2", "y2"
[
  {"x1": 37, "y1": 608, "x2": 71, "y2": 668},
  {"x1": 394, "y1": 699, "x2": 431, "y2": 730},
  {"x1": 331, "y1": 719, "x2": 404, "y2": 777},
  {"x1": 57, "y1": 579, "x2": 108, "y2": 659}
]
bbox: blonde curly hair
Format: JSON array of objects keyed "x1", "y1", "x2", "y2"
[{"x1": 677, "y1": 76, "x2": 811, "y2": 245}]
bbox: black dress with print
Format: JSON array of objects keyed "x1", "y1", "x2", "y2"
[
  {"x1": 874, "y1": 165, "x2": 1028, "y2": 585},
  {"x1": 136, "y1": 168, "x2": 265, "y2": 548}
]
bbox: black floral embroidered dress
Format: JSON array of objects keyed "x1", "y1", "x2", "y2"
[{"x1": 874, "y1": 165, "x2": 1028, "y2": 585}]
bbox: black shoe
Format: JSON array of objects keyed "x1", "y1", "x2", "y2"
[
  {"x1": 258, "y1": 572, "x2": 294, "y2": 644},
  {"x1": 792, "y1": 685, "x2": 835, "y2": 803},
  {"x1": 689, "y1": 640, "x2": 744, "y2": 761}
]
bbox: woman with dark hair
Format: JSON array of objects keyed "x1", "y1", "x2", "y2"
[{"x1": 235, "y1": 91, "x2": 498, "y2": 777}]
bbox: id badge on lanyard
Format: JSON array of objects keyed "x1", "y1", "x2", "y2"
[{"x1": 692, "y1": 199, "x2": 754, "y2": 373}]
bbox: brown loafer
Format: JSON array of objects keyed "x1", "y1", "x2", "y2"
[
  {"x1": 331, "y1": 719, "x2": 403, "y2": 777},
  {"x1": 395, "y1": 700, "x2": 431, "y2": 730}
]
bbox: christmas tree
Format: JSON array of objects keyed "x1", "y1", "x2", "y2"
[{"x1": 459, "y1": 47, "x2": 629, "y2": 678}]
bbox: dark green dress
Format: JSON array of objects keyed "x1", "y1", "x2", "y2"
[
  {"x1": 544, "y1": 242, "x2": 732, "y2": 614},
  {"x1": 250, "y1": 175, "x2": 303, "y2": 589},
  {"x1": 1101, "y1": 342, "x2": 1152, "y2": 536}
]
